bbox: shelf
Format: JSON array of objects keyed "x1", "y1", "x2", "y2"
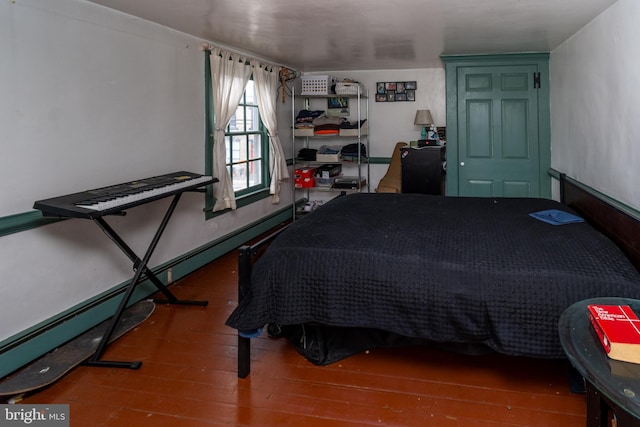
[
  {"x1": 300, "y1": 93, "x2": 368, "y2": 99},
  {"x1": 294, "y1": 159, "x2": 369, "y2": 165},
  {"x1": 295, "y1": 186, "x2": 366, "y2": 193},
  {"x1": 293, "y1": 133, "x2": 368, "y2": 138},
  {"x1": 292, "y1": 87, "x2": 370, "y2": 220}
]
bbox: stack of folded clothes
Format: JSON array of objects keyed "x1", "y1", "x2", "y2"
[
  {"x1": 296, "y1": 148, "x2": 318, "y2": 161},
  {"x1": 318, "y1": 145, "x2": 342, "y2": 156},
  {"x1": 341, "y1": 143, "x2": 367, "y2": 161},
  {"x1": 316, "y1": 145, "x2": 342, "y2": 162},
  {"x1": 294, "y1": 109, "x2": 324, "y2": 132},
  {"x1": 312, "y1": 116, "x2": 345, "y2": 135}
]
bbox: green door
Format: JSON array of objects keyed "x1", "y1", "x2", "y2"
[
  {"x1": 442, "y1": 54, "x2": 551, "y2": 198},
  {"x1": 458, "y1": 65, "x2": 539, "y2": 197}
]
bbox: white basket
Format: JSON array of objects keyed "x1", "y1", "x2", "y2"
[
  {"x1": 316, "y1": 153, "x2": 341, "y2": 162},
  {"x1": 301, "y1": 75, "x2": 336, "y2": 95},
  {"x1": 335, "y1": 82, "x2": 364, "y2": 95},
  {"x1": 294, "y1": 128, "x2": 314, "y2": 137}
]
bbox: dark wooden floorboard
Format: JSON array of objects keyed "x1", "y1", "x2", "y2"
[{"x1": 9, "y1": 250, "x2": 586, "y2": 426}]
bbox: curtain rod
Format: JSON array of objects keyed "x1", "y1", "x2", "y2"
[
  {"x1": 200, "y1": 42, "x2": 301, "y2": 103},
  {"x1": 199, "y1": 42, "x2": 296, "y2": 72}
]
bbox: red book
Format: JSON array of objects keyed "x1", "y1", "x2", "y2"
[{"x1": 588, "y1": 304, "x2": 640, "y2": 364}]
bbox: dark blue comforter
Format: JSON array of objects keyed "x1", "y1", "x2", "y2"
[{"x1": 226, "y1": 193, "x2": 640, "y2": 362}]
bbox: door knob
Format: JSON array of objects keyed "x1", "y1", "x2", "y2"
[{"x1": 460, "y1": 162, "x2": 465, "y2": 166}]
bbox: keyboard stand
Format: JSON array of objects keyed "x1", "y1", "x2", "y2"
[{"x1": 84, "y1": 192, "x2": 208, "y2": 369}]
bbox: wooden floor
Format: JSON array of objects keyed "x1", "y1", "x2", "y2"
[{"x1": 10, "y1": 249, "x2": 586, "y2": 426}]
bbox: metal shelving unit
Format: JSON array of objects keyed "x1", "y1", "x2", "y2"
[{"x1": 292, "y1": 87, "x2": 370, "y2": 219}]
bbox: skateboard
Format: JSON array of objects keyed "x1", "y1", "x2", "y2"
[{"x1": 0, "y1": 300, "x2": 155, "y2": 398}]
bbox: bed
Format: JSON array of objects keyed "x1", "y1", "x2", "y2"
[{"x1": 226, "y1": 174, "x2": 640, "y2": 378}]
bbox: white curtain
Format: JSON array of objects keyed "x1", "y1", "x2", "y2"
[
  {"x1": 252, "y1": 63, "x2": 290, "y2": 203},
  {"x1": 209, "y1": 48, "x2": 251, "y2": 211}
]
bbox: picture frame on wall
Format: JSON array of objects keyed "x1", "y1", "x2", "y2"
[
  {"x1": 375, "y1": 93, "x2": 387, "y2": 102},
  {"x1": 376, "y1": 81, "x2": 417, "y2": 102}
]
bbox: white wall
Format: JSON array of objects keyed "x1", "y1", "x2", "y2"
[
  {"x1": 0, "y1": 0, "x2": 291, "y2": 342},
  {"x1": 550, "y1": 0, "x2": 640, "y2": 210}
]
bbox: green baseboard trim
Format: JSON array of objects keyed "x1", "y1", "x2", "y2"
[
  {"x1": 0, "y1": 280, "x2": 157, "y2": 380},
  {"x1": 0, "y1": 211, "x2": 63, "y2": 237},
  {"x1": 163, "y1": 203, "x2": 293, "y2": 282},
  {"x1": 0, "y1": 204, "x2": 293, "y2": 379},
  {"x1": 368, "y1": 157, "x2": 390, "y2": 165},
  {"x1": 549, "y1": 168, "x2": 640, "y2": 219}
]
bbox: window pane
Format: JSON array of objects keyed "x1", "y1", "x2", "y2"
[
  {"x1": 245, "y1": 80, "x2": 256, "y2": 104},
  {"x1": 248, "y1": 134, "x2": 261, "y2": 159},
  {"x1": 235, "y1": 135, "x2": 248, "y2": 162},
  {"x1": 246, "y1": 106, "x2": 259, "y2": 132},
  {"x1": 248, "y1": 159, "x2": 262, "y2": 187},
  {"x1": 225, "y1": 137, "x2": 232, "y2": 163},
  {"x1": 231, "y1": 163, "x2": 247, "y2": 191},
  {"x1": 229, "y1": 105, "x2": 245, "y2": 132},
  {"x1": 227, "y1": 109, "x2": 241, "y2": 132}
]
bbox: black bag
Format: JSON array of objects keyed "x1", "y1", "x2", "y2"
[{"x1": 270, "y1": 323, "x2": 436, "y2": 365}]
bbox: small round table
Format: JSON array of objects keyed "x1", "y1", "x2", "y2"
[{"x1": 559, "y1": 297, "x2": 640, "y2": 427}]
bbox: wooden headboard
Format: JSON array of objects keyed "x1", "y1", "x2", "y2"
[{"x1": 560, "y1": 173, "x2": 640, "y2": 272}]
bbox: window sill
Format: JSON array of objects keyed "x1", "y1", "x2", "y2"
[{"x1": 205, "y1": 188, "x2": 271, "y2": 220}]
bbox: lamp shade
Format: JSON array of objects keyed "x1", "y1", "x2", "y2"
[{"x1": 414, "y1": 110, "x2": 434, "y2": 126}]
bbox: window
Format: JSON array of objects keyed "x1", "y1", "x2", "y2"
[
  {"x1": 224, "y1": 80, "x2": 269, "y2": 196},
  {"x1": 204, "y1": 51, "x2": 273, "y2": 216}
]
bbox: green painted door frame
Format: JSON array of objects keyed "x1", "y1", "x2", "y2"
[{"x1": 441, "y1": 53, "x2": 551, "y2": 198}]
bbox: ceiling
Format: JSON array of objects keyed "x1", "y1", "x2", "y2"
[{"x1": 86, "y1": 0, "x2": 617, "y2": 71}]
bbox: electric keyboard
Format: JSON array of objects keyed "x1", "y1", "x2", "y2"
[
  {"x1": 33, "y1": 171, "x2": 217, "y2": 219},
  {"x1": 32, "y1": 171, "x2": 216, "y2": 369}
]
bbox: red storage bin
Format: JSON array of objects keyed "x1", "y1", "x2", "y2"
[
  {"x1": 295, "y1": 167, "x2": 317, "y2": 179},
  {"x1": 295, "y1": 177, "x2": 315, "y2": 188}
]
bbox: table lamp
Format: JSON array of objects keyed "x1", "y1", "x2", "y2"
[{"x1": 414, "y1": 110, "x2": 433, "y2": 140}]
